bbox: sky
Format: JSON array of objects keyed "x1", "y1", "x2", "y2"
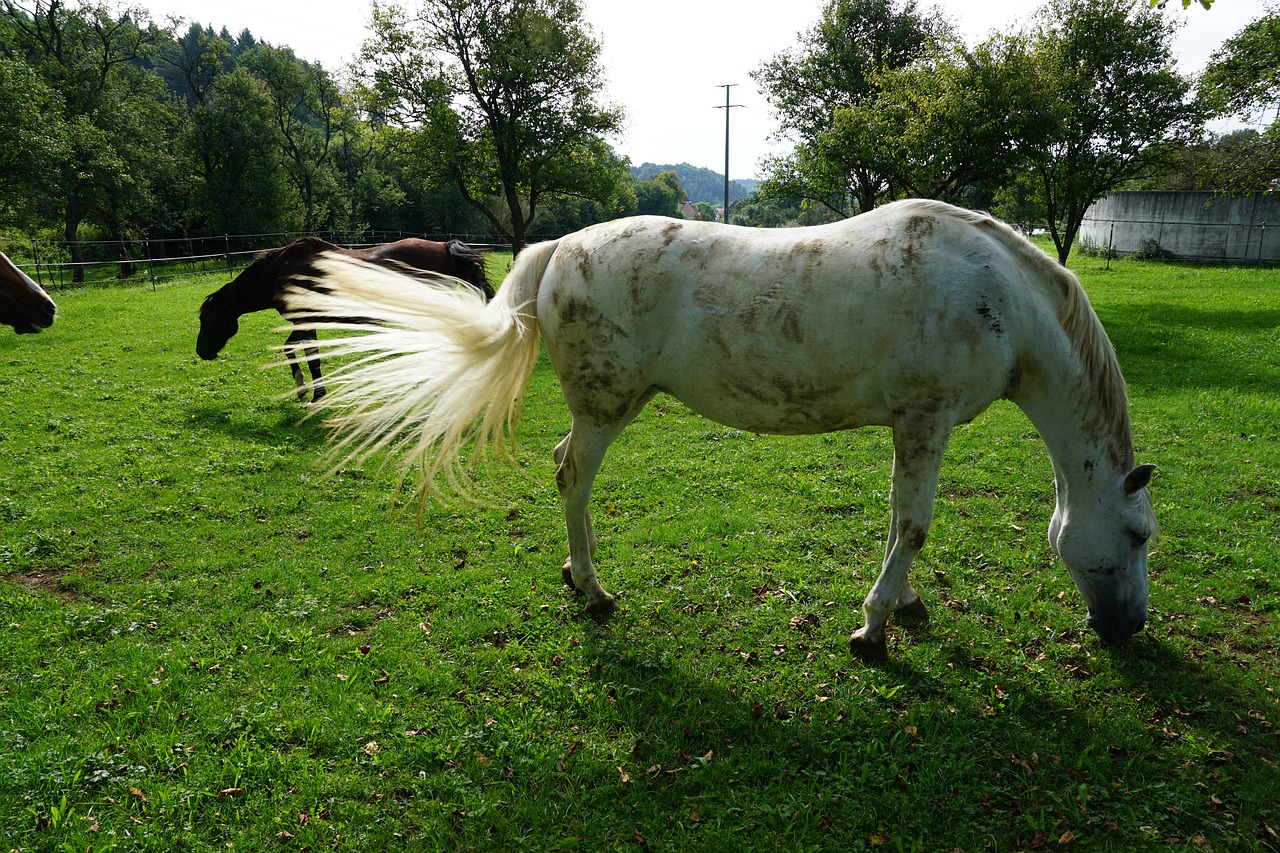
[{"x1": 138, "y1": 0, "x2": 1267, "y2": 180}]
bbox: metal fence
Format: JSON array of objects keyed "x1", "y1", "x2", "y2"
[{"x1": 10, "y1": 230, "x2": 518, "y2": 289}]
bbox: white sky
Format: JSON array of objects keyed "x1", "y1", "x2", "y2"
[{"x1": 138, "y1": 0, "x2": 1267, "y2": 179}]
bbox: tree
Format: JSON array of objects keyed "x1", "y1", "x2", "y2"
[
  {"x1": 1122, "y1": 129, "x2": 1280, "y2": 195},
  {"x1": 1199, "y1": 7, "x2": 1280, "y2": 124},
  {"x1": 357, "y1": 0, "x2": 626, "y2": 252},
  {"x1": 0, "y1": 0, "x2": 173, "y2": 279},
  {"x1": 187, "y1": 66, "x2": 295, "y2": 235},
  {"x1": 634, "y1": 170, "x2": 683, "y2": 217},
  {"x1": 752, "y1": 0, "x2": 952, "y2": 214},
  {"x1": 243, "y1": 45, "x2": 347, "y2": 232},
  {"x1": 1012, "y1": 0, "x2": 1197, "y2": 262},
  {"x1": 0, "y1": 55, "x2": 66, "y2": 225},
  {"x1": 825, "y1": 40, "x2": 1046, "y2": 207}
]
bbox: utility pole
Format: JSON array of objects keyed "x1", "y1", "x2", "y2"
[{"x1": 715, "y1": 84, "x2": 743, "y2": 225}]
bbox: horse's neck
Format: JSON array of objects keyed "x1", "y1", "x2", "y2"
[
  {"x1": 1014, "y1": 358, "x2": 1131, "y2": 498},
  {"x1": 226, "y1": 267, "x2": 279, "y2": 316}
]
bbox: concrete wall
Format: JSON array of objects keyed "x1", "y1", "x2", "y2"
[{"x1": 1078, "y1": 191, "x2": 1280, "y2": 263}]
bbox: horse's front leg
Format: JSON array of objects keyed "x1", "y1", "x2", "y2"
[
  {"x1": 850, "y1": 419, "x2": 950, "y2": 663},
  {"x1": 555, "y1": 426, "x2": 614, "y2": 615}
]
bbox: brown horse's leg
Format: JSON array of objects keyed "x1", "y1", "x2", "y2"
[
  {"x1": 300, "y1": 328, "x2": 325, "y2": 402},
  {"x1": 283, "y1": 328, "x2": 309, "y2": 401}
]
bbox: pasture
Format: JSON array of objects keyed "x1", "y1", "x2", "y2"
[{"x1": 1, "y1": 249, "x2": 1277, "y2": 851}]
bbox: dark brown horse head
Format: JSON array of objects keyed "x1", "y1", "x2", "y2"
[
  {"x1": 196, "y1": 289, "x2": 239, "y2": 359},
  {"x1": 0, "y1": 249, "x2": 56, "y2": 334}
]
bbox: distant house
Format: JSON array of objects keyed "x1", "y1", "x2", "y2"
[{"x1": 678, "y1": 200, "x2": 700, "y2": 220}]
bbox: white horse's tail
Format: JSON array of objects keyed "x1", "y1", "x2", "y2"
[{"x1": 282, "y1": 240, "x2": 560, "y2": 499}]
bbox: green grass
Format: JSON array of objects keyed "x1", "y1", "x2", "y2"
[{"x1": 1, "y1": 250, "x2": 1277, "y2": 851}]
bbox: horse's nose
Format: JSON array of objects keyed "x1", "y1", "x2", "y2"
[{"x1": 1086, "y1": 607, "x2": 1146, "y2": 644}]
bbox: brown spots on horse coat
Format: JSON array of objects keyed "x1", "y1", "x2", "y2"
[
  {"x1": 660, "y1": 221, "x2": 681, "y2": 247},
  {"x1": 899, "y1": 214, "x2": 936, "y2": 275}
]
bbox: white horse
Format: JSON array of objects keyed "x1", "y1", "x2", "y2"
[{"x1": 285, "y1": 199, "x2": 1157, "y2": 662}]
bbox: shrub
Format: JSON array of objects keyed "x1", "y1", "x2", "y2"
[{"x1": 1133, "y1": 237, "x2": 1176, "y2": 260}]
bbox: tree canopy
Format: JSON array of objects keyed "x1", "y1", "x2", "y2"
[
  {"x1": 355, "y1": 0, "x2": 627, "y2": 252},
  {"x1": 1013, "y1": 0, "x2": 1197, "y2": 262},
  {"x1": 751, "y1": 0, "x2": 1197, "y2": 261},
  {"x1": 751, "y1": 0, "x2": 953, "y2": 214}
]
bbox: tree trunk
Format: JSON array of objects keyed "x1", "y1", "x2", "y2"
[{"x1": 64, "y1": 189, "x2": 85, "y2": 284}]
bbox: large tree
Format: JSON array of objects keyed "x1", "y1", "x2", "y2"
[
  {"x1": 1196, "y1": 6, "x2": 1280, "y2": 193},
  {"x1": 186, "y1": 66, "x2": 295, "y2": 236},
  {"x1": 751, "y1": 0, "x2": 952, "y2": 214},
  {"x1": 0, "y1": 0, "x2": 175, "y2": 279},
  {"x1": 0, "y1": 54, "x2": 66, "y2": 225},
  {"x1": 1199, "y1": 7, "x2": 1280, "y2": 122},
  {"x1": 823, "y1": 40, "x2": 1047, "y2": 207},
  {"x1": 357, "y1": 0, "x2": 626, "y2": 251},
  {"x1": 1013, "y1": 0, "x2": 1197, "y2": 263},
  {"x1": 243, "y1": 44, "x2": 347, "y2": 232}
]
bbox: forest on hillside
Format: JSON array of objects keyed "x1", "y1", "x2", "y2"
[{"x1": 631, "y1": 163, "x2": 758, "y2": 206}]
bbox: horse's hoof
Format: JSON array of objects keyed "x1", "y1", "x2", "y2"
[
  {"x1": 894, "y1": 598, "x2": 929, "y2": 623},
  {"x1": 849, "y1": 631, "x2": 889, "y2": 664},
  {"x1": 585, "y1": 595, "x2": 617, "y2": 617}
]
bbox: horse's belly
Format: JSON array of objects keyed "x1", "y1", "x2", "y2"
[{"x1": 657, "y1": 371, "x2": 890, "y2": 435}]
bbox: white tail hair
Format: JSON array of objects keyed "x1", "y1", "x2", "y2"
[{"x1": 282, "y1": 242, "x2": 559, "y2": 499}]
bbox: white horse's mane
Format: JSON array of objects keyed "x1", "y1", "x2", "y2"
[{"x1": 896, "y1": 200, "x2": 1135, "y2": 470}]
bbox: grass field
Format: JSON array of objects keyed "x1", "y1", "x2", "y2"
[{"x1": 1, "y1": 246, "x2": 1277, "y2": 851}]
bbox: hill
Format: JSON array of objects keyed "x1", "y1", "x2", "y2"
[{"x1": 631, "y1": 162, "x2": 758, "y2": 205}]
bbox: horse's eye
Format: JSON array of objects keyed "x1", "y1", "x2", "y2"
[{"x1": 1128, "y1": 530, "x2": 1150, "y2": 548}]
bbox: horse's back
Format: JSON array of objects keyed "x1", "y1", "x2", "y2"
[{"x1": 536, "y1": 204, "x2": 1054, "y2": 435}]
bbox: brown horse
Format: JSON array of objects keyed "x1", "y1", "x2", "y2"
[
  {"x1": 197, "y1": 236, "x2": 492, "y2": 402},
  {"x1": 0, "y1": 249, "x2": 56, "y2": 334}
]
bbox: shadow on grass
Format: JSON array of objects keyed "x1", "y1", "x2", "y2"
[
  {"x1": 549, "y1": 599, "x2": 1278, "y2": 846},
  {"x1": 1102, "y1": 303, "x2": 1280, "y2": 394},
  {"x1": 186, "y1": 402, "x2": 330, "y2": 449},
  {"x1": 1107, "y1": 633, "x2": 1278, "y2": 762}
]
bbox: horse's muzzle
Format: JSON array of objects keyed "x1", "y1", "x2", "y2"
[
  {"x1": 14, "y1": 298, "x2": 56, "y2": 333},
  {"x1": 1086, "y1": 606, "x2": 1147, "y2": 644}
]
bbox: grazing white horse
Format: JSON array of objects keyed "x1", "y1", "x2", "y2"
[{"x1": 285, "y1": 199, "x2": 1157, "y2": 662}]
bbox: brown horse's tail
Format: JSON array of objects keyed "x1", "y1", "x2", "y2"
[
  {"x1": 281, "y1": 241, "x2": 558, "y2": 502},
  {"x1": 446, "y1": 240, "x2": 495, "y2": 300}
]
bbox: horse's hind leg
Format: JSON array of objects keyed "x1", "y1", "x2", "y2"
[
  {"x1": 283, "y1": 328, "x2": 310, "y2": 401},
  {"x1": 555, "y1": 435, "x2": 597, "y2": 585},
  {"x1": 556, "y1": 423, "x2": 616, "y2": 615},
  {"x1": 300, "y1": 329, "x2": 325, "y2": 402},
  {"x1": 850, "y1": 418, "x2": 951, "y2": 662},
  {"x1": 555, "y1": 390, "x2": 657, "y2": 616}
]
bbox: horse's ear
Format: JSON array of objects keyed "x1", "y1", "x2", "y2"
[{"x1": 1124, "y1": 463, "x2": 1156, "y2": 496}]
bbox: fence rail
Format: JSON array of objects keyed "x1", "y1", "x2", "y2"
[{"x1": 7, "y1": 230, "x2": 520, "y2": 289}]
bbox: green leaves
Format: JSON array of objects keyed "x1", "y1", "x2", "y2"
[{"x1": 353, "y1": 0, "x2": 627, "y2": 250}]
